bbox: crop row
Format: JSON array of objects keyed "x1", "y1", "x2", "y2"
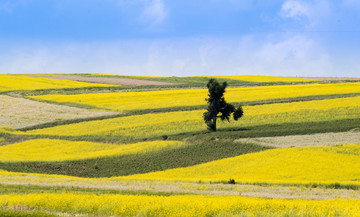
[
  {"x1": 0, "y1": 193, "x2": 359, "y2": 216},
  {"x1": 30, "y1": 82, "x2": 360, "y2": 112}
]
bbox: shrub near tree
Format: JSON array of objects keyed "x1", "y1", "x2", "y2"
[{"x1": 203, "y1": 79, "x2": 243, "y2": 131}]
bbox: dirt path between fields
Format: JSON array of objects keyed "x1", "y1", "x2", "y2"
[
  {"x1": 12, "y1": 74, "x2": 178, "y2": 86},
  {"x1": 235, "y1": 131, "x2": 360, "y2": 148}
]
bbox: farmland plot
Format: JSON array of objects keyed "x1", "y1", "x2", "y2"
[
  {"x1": 0, "y1": 95, "x2": 117, "y2": 129},
  {"x1": 126, "y1": 144, "x2": 360, "y2": 186},
  {"x1": 30, "y1": 82, "x2": 360, "y2": 112},
  {"x1": 0, "y1": 193, "x2": 359, "y2": 217},
  {"x1": 24, "y1": 96, "x2": 360, "y2": 139},
  {"x1": 0, "y1": 139, "x2": 186, "y2": 162},
  {"x1": 0, "y1": 75, "x2": 115, "y2": 92},
  {"x1": 206, "y1": 75, "x2": 318, "y2": 83}
]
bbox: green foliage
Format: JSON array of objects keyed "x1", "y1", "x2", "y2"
[
  {"x1": 203, "y1": 79, "x2": 243, "y2": 131},
  {"x1": 228, "y1": 178, "x2": 236, "y2": 184},
  {"x1": 0, "y1": 209, "x2": 56, "y2": 217}
]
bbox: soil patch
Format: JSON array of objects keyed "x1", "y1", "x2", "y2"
[
  {"x1": 235, "y1": 131, "x2": 360, "y2": 148},
  {"x1": 0, "y1": 95, "x2": 117, "y2": 129}
]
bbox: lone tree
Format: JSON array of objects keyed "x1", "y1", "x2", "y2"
[{"x1": 203, "y1": 79, "x2": 243, "y2": 131}]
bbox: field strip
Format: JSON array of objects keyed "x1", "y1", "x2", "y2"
[
  {"x1": 0, "y1": 95, "x2": 118, "y2": 129},
  {"x1": 0, "y1": 192, "x2": 359, "y2": 216},
  {"x1": 124, "y1": 144, "x2": 360, "y2": 184},
  {"x1": 301, "y1": 77, "x2": 360, "y2": 81},
  {"x1": 18, "y1": 96, "x2": 360, "y2": 138},
  {"x1": 201, "y1": 75, "x2": 318, "y2": 83},
  {"x1": 30, "y1": 82, "x2": 360, "y2": 112},
  {"x1": 235, "y1": 131, "x2": 360, "y2": 148},
  {"x1": 0, "y1": 139, "x2": 186, "y2": 162},
  {"x1": 1, "y1": 180, "x2": 360, "y2": 200},
  {"x1": 16, "y1": 74, "x2": 178, "y2": 86},
  {"x1": 0, "y1": 75, "x2": 116, "y2": 92}
]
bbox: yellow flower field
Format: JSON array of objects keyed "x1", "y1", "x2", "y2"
[
  {"x1": 23, "y1": 96, "x2": 360, "y2": 138},
  {"x1": 0, "y1": 193, "x2": 359, "y2": 216},
  {"x1": 0, "y1": 139, "x2": 185, "y2": 162},
  {"x1": 30, "y1": 82, "x2": 360, "y2": 112},
  {"x1": 206, "y1": 75, "x2": 318, "y2": 83},
  {"x1": 125, "y1": 144, "x2": 360, "y2": 184},
  {"x1": 0, "y1": 75, "x2": 115, "y2": 92}
]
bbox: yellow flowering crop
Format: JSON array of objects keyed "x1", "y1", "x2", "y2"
[
  {"x1": 206, "y1": 75, "x2": 318, "y2": 83},
  {"x1": 0, "y1": 193, "x2": 359, "y2": 216},
  {"x1": 30, "y1": 82, "x2": 360, "y2": 112},
  {"x1": 0, "y1": 75, "x2": 115, "y2": 92},
  {"x1": 24, "y1": 96, "x2": 360, "y2": 138},
  {"x1": 0, "y1": 139, "x2": 185, "y2": 162},
  {"x1": 126, "y1": 144, "x2": 360, "y2": 185}
]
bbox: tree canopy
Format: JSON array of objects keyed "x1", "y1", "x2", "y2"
[{"x1": 203, "y1": 79, "x2": 243, "y2": 131}]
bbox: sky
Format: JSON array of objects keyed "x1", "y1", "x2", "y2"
[{"x1": 0, "y1": 0, "x2": 359, "y2": 77}]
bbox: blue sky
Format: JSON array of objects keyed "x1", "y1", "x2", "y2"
[{"x1": 0, "y1": 0, "x2": 359, "y2": 76}]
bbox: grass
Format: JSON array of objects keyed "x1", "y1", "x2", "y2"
[{"x1": 0, "y1": 209, "x2": 57, "y2": 217}]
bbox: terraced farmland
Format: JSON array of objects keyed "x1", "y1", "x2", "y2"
[
  {"x1": 30, "y1": 82, "x2": 360, "y2": 112},
  {"x1": 0, "y1": 73, "x2": 359, "y2": 217}
]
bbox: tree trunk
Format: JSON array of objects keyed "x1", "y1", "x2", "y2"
[{"x1": 212, "y1": 116, "x2": 217, "y2": 131}]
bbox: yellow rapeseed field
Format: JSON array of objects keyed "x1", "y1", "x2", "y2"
[
  {"x1": 0, "y1": 75, "x2": 115, "y2": 92},
  {"x1": 0, "y1": 193, "x2": 359, "y2": 216},
  {"x1": 0, "y1": 139, "x2": 185, "y2": 162},
  {"x1": 125, "y1": 144, "x2": 360, "y2": 185},
  {"x1": 24, "y1": 96, "x2": 360, "y2": 138},
  {"x1": 207, "y1": 75, "x2": 318, "y2": 83},
  {"x1": 30, "y1": 82, "x2": 360, "y2": 112}
]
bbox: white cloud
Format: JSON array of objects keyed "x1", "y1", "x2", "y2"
[
  {"x1": 116, "y1": 0, "x2": 167, "y2": 26},
  {"x1": 252, "y1": 35, "x2": 331, "y2": 76},
  {"x1": 3, "y1": 35, "x2": 360, "y2": 77},
  {"x1": 280, "y1": 0, "x2": 310, "y2": 19},
  {"x1": 280, "y1": 0, "x2": 331, "y2": 28},
  {"x1": 141, "y1": 0, "x2": 167, "y2": 25}
]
